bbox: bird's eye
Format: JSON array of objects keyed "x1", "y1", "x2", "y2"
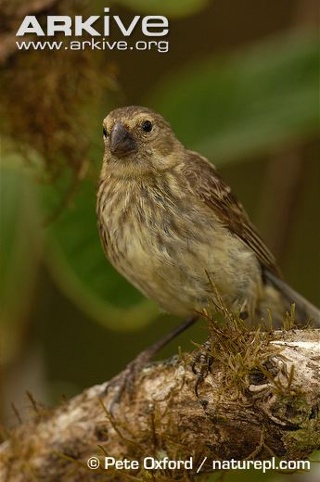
[
  {"x1": 103, "y1": 127, "x2": 108, "y2": 138},
  {"x1": 141, "y1": 120, "x2": 153, "y2": 133}
]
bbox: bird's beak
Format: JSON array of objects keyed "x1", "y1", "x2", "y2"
[{"x1": 110, "y1": 122, "x2": 137, "y2": 157}]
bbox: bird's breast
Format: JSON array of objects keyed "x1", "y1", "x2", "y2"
[
  {"x1": 98, "y1": 178, "x2": 191, "y2": 266},
  {"x1": 97, "y1": 176, "x2": 261, "y2": 316}
]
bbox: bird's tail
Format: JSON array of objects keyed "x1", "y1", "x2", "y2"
[{"x1": 263, "y1": 271, "x2": 320, "y2": 327}]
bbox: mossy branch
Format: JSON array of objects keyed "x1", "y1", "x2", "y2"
[
  {"x1": 0, "y1": 327, "x2": 319, "y2": 482},
  {"x1": 0, "y1": 0, "x2": 59, "y2": 64}
]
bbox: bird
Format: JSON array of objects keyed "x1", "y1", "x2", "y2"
[{"x1": 97, "y1": 105, "x2": 319, "y2": 332}]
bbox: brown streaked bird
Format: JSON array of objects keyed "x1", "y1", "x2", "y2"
[{"x1": 97, "y1": 106, "x2": 319, "y2": 330}]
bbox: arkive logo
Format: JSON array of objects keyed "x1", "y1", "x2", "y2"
[{"x1": 16, "y1": 7, "x2": 169, "y2": 37}]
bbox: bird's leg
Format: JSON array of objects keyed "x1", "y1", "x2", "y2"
[
  {"x1": 107, "y1": 315, "x2": 199, "y2": 411},
  {"x1": 191, "y1": 340, "x2": 214, "y2": 398},
  {"x1": 136, "y1": 314, "x2": 199, "y2": 363}
]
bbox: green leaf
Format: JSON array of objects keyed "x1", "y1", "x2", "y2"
[
  {"x1": 113, "y1": 0, "x2": 209, "y2": 17},
  {"x1": 0, "y1": 161, "x2": 42, "y2": 362},
  {"x1": 148, "y1": 32, "x2": 318, "y2": 165},
  {"x1": 44, "y1": 178, "x2": 159, "y2": 332}
]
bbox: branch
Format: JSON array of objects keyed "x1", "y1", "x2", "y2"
[{"x1": 0, "y1": 328, "x2": 319, "y2": 481}]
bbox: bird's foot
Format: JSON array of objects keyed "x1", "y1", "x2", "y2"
[
  {"x1": 107, "y1": 349, "x2": 153, "y2": 414},
  {"x1": 191, "y1": 340, "x2": 214, "y2": 398}
]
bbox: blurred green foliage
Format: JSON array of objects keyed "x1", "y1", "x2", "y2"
[
  {"x1": 150, "y1": 33, "x2": 318, "y2": 163},
  {"x1": 0, "y1": 161, "x2": 42, "y2": 362},
  {"x1": 113, "y1": 0, "x2": 209, "y2": 17}
]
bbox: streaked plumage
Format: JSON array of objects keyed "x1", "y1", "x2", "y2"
[{"x1": 97, "y1": 106, "x2": 319, "y2": 325}]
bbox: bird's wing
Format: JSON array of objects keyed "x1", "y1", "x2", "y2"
[{"x1": 181, "y1": 150, "x2": 281, "y2": 277}]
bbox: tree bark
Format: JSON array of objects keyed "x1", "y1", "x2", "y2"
[{"x1": 0, "y1": 328, "x2": 319, "y2": 482}]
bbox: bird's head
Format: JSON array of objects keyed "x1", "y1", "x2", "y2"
[{"x1": 102, "y1": 106, "x2": 183, "y2": 177}]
